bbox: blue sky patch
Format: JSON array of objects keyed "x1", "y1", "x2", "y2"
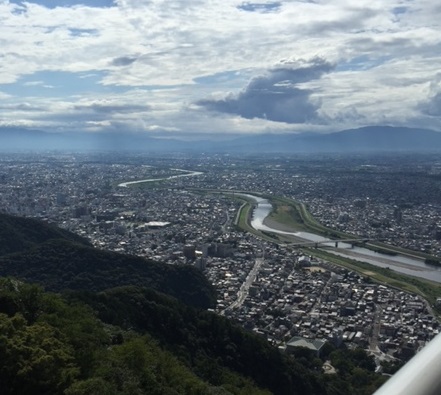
[
  {"x1": 237, "y1": 2, "x2": 282, "y2": 13},
  {"x1": 68, "y1": 28, "x2": 99, "y2": 37},
  {"x1": 336, "y1": 55, "x2": 389, "y2": 72},
  {"x1": 392, "y1": 6, "x2": 408, "y2": 15},
  {"x1": 0, "y1": 70, "x2": 185, "y2": 99},
  {"x1": 194, "y1": 70, "x2": 245, "y2": 85},
  {"x1": 0, "y1": 71, "x2": 124, "y2": 98},
  {"x1": 9, "y1": 0, "x2": 116, "y2": 9}
]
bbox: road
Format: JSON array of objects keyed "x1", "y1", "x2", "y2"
[
  {"x1": 369, "y1": 304, "x2": 383, "y2": 351},
  {"x1": 221, "y1": 256, "x2": 264, "y2": 314}
]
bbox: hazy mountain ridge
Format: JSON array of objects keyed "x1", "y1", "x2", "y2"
[
  {"x1": 223, "y1": 126, "x2": 441, "y2": 153},
  {"x1": 1, "y1": 125, "x2": 440, "y2": 152}
]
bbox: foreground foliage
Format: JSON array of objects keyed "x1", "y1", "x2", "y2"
[
  {"x1": 0, "y1": 279, "x2": 270, "y2": 395},
  {"x1": 0, "y1": 213, "x2": 390, "y2": 394},
  {"x1": 0, "y1": 277, "x2": 390, "y2": 395}
]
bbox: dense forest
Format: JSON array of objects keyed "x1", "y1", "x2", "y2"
[
  {"x1": 0, "y1": 212, "x2": 90, "y2": 256},
  {"x1": 0, "y1": 213, "x2": 215, "y2": 309},
  {"x1": 0, "y1": 213, "x2": 389, "y2": 394}
]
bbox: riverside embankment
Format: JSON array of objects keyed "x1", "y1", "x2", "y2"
[{"x1": 238, "y1": 193, "x2": 441, "y2": 284}]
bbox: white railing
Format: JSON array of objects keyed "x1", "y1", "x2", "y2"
[{"x1": 373, "y1": 332, "x2": 441, "y2": 395}]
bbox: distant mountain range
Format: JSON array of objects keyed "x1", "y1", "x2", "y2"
[{"x1": 1, "y1": 125, "x2": 440, "y2": 153}]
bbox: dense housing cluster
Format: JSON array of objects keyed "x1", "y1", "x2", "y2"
[{"x1": 0, "y1": 151, "x2": 440, "y2": 366}]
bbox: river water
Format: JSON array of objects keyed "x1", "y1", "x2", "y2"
[
  {"x1": 242, "y1": 194, "x2": 441, "y2": 283},
  {"x1": 118, "y1": 169, "x2": 203, "y2": 187}
]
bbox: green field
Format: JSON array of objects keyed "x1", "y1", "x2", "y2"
[{"x1": 266, "y1": 201, "x2": 308, "y2": 231}]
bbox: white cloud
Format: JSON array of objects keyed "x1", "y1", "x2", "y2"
[{"x1": 0, "y1": 0, "x2": 440, "y2": 136}]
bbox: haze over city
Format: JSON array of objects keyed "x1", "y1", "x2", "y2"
[{"x1": 1, "y1": 0, "x2": 441, "y2": 142}]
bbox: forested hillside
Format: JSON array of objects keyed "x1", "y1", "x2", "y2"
[
  {"x1": 0, "y1": 279, "x2": 272, "y2": 395},
  {"x1": 0, "y1": 213, "x2": 89, "y2": 255},
  {"x1": 0, "y1": 238, "x2": 216, "y2": 309},
  {"x1": 0, "y1": 213, "x2": 388, "y2": 394},
  {"x1": 72, "y1": 286, "x2": 326, "y2": 395}
]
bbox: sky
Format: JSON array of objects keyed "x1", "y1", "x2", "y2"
[{"x1": 1, "y1": 0, "x2": 441, "y2": 140}]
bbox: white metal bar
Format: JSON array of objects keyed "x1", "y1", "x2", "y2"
[{"x1": 373, "y1": 332, "x2": 441, "y2": 395}]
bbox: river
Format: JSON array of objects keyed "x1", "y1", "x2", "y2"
[
  {"x1": 118, "y1": 169, "x2": 203, "y2": 187},
  {"x1": 242, "y1": 194, "x2": 441, "y2": 283}
]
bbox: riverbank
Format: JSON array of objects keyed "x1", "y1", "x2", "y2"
[
  {"x1": 214, "y1": 189, "x2": 441, "y2": 312},
  {"x1": 118, "y1": 169, "x2": 203, "y2": 188},
  {"x1": 261, "y1": 193, "x2": 441, "y2": 264},
  {"x1": 308, "y1": 248, "x2": 441, "y2": 312}
]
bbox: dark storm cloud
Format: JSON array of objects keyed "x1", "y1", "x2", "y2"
[
  {"x1": 197, "y1": 58, "x2": 333, "y2": 124},
  {"x1": 111, "y1": 56, "x2": 138, "y2": 67},
  {"x1": 419, "y1": 92, "x2": 441, "y2": 117}
]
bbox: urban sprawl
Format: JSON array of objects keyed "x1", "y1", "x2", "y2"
[{"x1": 1, "y1": 151, "x2": 441, "y2": 371}]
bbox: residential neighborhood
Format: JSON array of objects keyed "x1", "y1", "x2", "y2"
[{"x1": 0, "y1": 151, "x2": 440, "y2": 366}]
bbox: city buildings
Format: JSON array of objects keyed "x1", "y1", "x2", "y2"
[{"x1": 0, "y1": 151, "x2": 439, "y2": 363}]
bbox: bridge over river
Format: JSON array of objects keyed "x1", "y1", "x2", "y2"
[
  {"x1": 239, "y1": 192, "x2": 441, "y2": 282},
  {"x1": 289, "y1": 237, "x2": 382, "y2": 249}
]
